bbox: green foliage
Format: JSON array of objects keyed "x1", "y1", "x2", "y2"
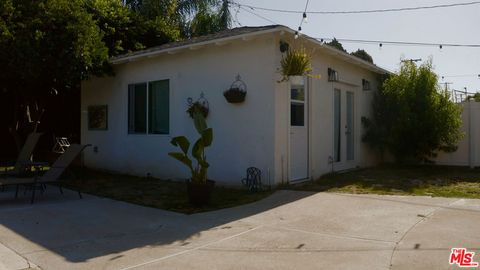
[
  {"x1": 0, "y1": 0, "x2": 229, "y2": 101},
  {"x1": 130, "y1": 0, "x2": 230, "y2": 38},
  {"x1": 325, "y1": 38, "x2": 347, "y2": 53},
  {"x1": 86, "y1": 0, "x2": 180, "y2": 56},
  {"x1": 169, "y1": 109, "x2": 213, "y2": 184},
  {"x1": 280, "y1": 48, "x2": 312, "y2": 81},
  {"x1": 0, "y1": 0, "x2": 108, "y2": 96},
  {"x1": 362, "y1": 60, "x2": 463, "y2": 162},
  {"x1": 351, "y1": 49, "x2": 373, "y2": 63},
  {"x1": 325, "y1": 39, "x2": 374, "y2": 63},
  {"x1": 0, "y1": 0, "x2": 182, "y2": 137},
  {"x1": 467, "y1": 93, "x2": 480, "y2": 102},
  {"x1": 187, "y1": 0, "x2": 230, "y2": 37}
]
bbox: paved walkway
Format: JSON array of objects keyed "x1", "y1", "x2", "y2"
[{"x1": 0, "y1": 187, "x2": 479, "y2": 269}]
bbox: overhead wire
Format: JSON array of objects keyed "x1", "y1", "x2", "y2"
[
  {"x1": 315, "y1": 38, "x2": 480, "y2": 48},
  {"x1": 238, "y1": 5, "x2": 279, "y2": 25},
  {"x1": 229, "y1": 1, "x2": 480, "y2": 15},
  {"x1": 230, "y1": 1, "x2": 479, "y2": 89},
  {"x1": 232, "y1": 2, "x2": 480, "y2": 48},
  {"x1": 295, "y1": 0, "x2": 310, "y2": 38}
]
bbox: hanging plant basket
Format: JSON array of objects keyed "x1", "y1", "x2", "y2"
[
  {"x1": 224, "y1": 87, "x2": 246, "y2": 103},
  {"x1": 187, "y1": 93, "x2": 209, "y2": 118},
  {"x1": 224, "y1": 75, "x2": 247, "y2": 103}
]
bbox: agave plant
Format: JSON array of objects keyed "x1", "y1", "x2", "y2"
[
  {"x1": 168, "y1": 109, "x2": 213, "y2": 184},
  {"x1": 280, "y1": 47, "x2": 312, "y2": 82}
]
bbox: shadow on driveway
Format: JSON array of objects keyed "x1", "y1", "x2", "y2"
[{"x1": 0, "y1": 185, "x2": 314, "y2": 263}]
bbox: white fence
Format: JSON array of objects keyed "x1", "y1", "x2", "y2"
[{"x1": 435, "y1": 101, "x2": 480, "y2": 167}]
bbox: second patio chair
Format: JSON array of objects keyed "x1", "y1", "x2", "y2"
[
  {"x1": 0, "y1": 144, "x2": 90, "y2": 204},
  {"x1": 1, "y1": 132, "x2": 43, "y2": 177}
]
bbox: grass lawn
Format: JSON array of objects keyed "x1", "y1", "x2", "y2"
[
  {"x1": 62, "y1": 169, "x2": 273, "y2": 214},
  {"x1": 286, "y1": 165, "x2": 480, "y2": 199}
]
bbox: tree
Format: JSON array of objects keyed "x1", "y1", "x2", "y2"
[
  {"x1": 0, "y1": 0, "x2": 231, "y2": 157},
  {"x1": 0, "y1": 0, "x2": 109, "y2": 140},
  {"x1": 467, "y1": 92, "x2": 480, "y2": 102},
  {"x1": 129, "y1": 0, "x2": 231, "y2": 37},
  {"x1": 362, "y1": 60, "x2": 463, "y2": 162},
  {"x1": 86, "y1": 0, "x2": 180, "y2": 56},
  {"x1": 351, "y1": 49, "x2": 373, "y2": 63},
  {"x1": 0, "y1": 0, "x2": 180, "y2": 152},
  {"x1": 325, "y1": 38, "x2": 347, "y2": 53}
]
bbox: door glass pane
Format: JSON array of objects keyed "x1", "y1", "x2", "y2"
[
  {"x1": 334, "y1": 89, "x2": 341, "y2": 162},
  {"x1": 291, "y1": 87, "x2": 305, "y2": 101},
  {"x1": 148, "y1": 80, "x2": 169, "y2": 134},
  {"x1": 291, "y1": 103, "x2": 304, "y2": 126},
  {"x1": 128, "y1": 83, "x2": 147, "y2": 134},
  {"x1": 346, "y1": 92, "x2": 354, "y2": 160}
]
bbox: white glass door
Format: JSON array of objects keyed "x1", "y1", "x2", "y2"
[{"x1": 289, "y1": 79, "x2": 309, "y2": 181}]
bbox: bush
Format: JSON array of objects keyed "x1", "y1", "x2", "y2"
[{"x1": 362, "y1": 60, "x2": 463, "y2": 162}]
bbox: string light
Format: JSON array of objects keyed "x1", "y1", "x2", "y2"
[
  {"x1": 315, "y1": 37, "x2": 480, "y2": 48},
  {"x1": 229, "y1": 1, "x2": 480, "y2": 15},
  {"x1": 294, "y1": 0, "x2": 310, "y2": 39},
  {"x1": 235, "y1": 3, "x2": 480, "y2": 49},
  {"x1": 442, "y1": 74, "x2": 480, "y2": 78}
]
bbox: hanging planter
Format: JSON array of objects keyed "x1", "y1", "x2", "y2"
[
  {"x1": 187, "y1": 93, "x2": 209, "y2": 118},
  {"x1": 224, "y1": 75, "x2": 247, "y2": 103},
  {"x1": 280, "y1": 47, "x2": 312, "y2": 82}
]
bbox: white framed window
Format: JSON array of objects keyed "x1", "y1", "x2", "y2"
[
  {"x1": 362, "y1": 79, "x2": 371, "y2": 91},
  {"x1": 128, "y1": 79, "x2": 170, "y2": 134},
  {"x1": 328, "y1": 68, "x2": 339, "y2": 82}
]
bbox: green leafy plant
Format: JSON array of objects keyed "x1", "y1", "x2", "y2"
[
  {"x1": 187, "y1": 101, "x2": 209, "y2": 118},
  {"x1": 280, "y1": 47, "x2": 312, "y2": 81},
  {"x1": 362, "y1": 59, "x2": 463, "y2": 162},
  {"x1": 467, "y1": 93, "x2": 480, "y2": 102},
  {"x1": 223, "y1": 87, "x2": 246, "y2": 103},
  {"x1": 168, "y1": 109, "x2": 213, "y2": 184}
]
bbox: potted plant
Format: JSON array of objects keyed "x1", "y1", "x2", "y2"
[
  {"x1": 168, "y1": 108, "x2": 214, "y2": 206},
  {"x1": 224, "y1": 75, "x2": 248, "y2": 103},
  {"x1": 280, "y1": 47, "x2": 312, "y2": 84},
  {"x1": 223, "y1": 87, "x2": 246, "y2": 103},
  {"x1": 187, "y1": 101, "x2": 209, "y2": 118}
]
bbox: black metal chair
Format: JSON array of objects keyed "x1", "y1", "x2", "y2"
[{"x1": 241, "y1": 167, "x2": 262, "y2": 192}]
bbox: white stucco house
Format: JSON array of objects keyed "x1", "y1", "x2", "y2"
[{"x1": 81, "y1": 25, "x2": 389, "y2": 186}]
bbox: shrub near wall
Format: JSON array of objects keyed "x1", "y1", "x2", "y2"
[{"x1": 362, "y1": 60, "x2": 463, "y2": 162}]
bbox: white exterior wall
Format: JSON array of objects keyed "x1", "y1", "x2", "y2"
[
  {"x1": 273, "y1": 34, "x2": 380, "y2": 183},
  {"x1": 81, "y1": 30, "x2": 384, "y2": 186},
  {"x1": 435, "y1": 101, "x2": 480, "y2": 167},
  {"x1": 81, "y1": 36, "x2": 278, "y2": 185}
]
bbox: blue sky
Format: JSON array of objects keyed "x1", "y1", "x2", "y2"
[{"x1": 231, "y1": 0, "x2": 480, "y2": 94}]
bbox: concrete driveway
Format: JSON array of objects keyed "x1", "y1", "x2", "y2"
[{"x1": 0, "y1": 187, "x2": 479, "y2": 270}]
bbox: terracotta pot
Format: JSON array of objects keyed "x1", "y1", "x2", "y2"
[{"x1": 186, "y1": 179, "x2": 215, "y2": 206}]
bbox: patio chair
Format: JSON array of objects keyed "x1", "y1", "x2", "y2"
[
  {"x1": 1, "y1": 132, "x2": 43, "y2": 176},
  {"x1": 241, "y1": 167, "x2": 263, "y2": 192},
  {"x1": 0, "y1": 144, "x2": 90, "y2": 204}
]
